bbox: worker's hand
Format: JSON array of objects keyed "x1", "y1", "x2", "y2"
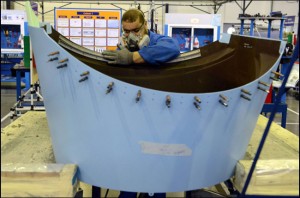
[{"x1": 102, "y1": 48, "x2": 133, "y2": 65}]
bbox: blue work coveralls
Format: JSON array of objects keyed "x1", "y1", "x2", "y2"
[{"x1": 138, "y1": 30, "x2": 180, "y2": 65}]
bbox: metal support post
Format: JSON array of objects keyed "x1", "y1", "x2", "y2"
[
  {"x1": 249, "y1": 19, "x2": 255, "y2": 36},
  {"x1": 92, "y1": 186, "x2": 101, "y2": 198},
  {"x1": 240, "y1": 19, "x2": 244, "y2": 35},
  {"x1": 279, "y1": 19, "x2": 285, "y2": 40},
  {"x1": 267, "y1": 19, "x2": 272, "y2": 38}
]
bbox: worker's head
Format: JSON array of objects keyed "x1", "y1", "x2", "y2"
[
  {"x1": 122, "y1": 8, "x2": 147, "y2": 36},
  {"x1": 121, "y1": 9, "x2": 150, "y2": 51}
]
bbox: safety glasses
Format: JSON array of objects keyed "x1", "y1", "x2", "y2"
[{"x1": 122, "y1": 22, "x2": 144, "y2": 34}]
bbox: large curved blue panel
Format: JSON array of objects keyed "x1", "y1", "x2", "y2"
[{"x1": 29, "y1": 26, "x2": 284, "y2": 193}]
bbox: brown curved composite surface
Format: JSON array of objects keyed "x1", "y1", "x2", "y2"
[{"x1": 49, "y1": 28, "x2": 280, "y2": 93}]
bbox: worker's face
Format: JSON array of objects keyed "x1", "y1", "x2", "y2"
[
  {"x1": 121, "y1": 19, "x2": 149, "y2": 52},
  {"x1": 122, "y1": 19, "x2": 146, "y2": 37}
]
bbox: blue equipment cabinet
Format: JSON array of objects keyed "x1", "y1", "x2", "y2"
[{"x1": 164, "y1": 14, "x2": 221, "y2": 53}]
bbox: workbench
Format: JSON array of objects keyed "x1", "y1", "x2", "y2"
[{"x1": 1, "y1": 111, "x2": 299, "y2": 197}]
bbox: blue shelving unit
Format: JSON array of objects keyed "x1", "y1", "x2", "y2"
[
  {"x1": 239, "y1": 16, "x2": 289, "y2": 128},
  {"x1": 239, "y1": 16, "x2": 285, "y2": 39}
]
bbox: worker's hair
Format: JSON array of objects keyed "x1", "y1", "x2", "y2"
[{"x1": 122, "y1": 8, "x2": 145, "y2": 24}]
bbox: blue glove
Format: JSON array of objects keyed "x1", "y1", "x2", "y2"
[{"x1": 102, "y1": 48, "x2": 133, "y2": 65}]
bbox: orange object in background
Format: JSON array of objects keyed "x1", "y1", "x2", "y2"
[
  {"x1": 31, "y1": 52, "x2": 39, "y2": 83},
  {"x1": 32, "y1": 53, "x2": 36, "y2": 68},
  {"x1": 293, "y1": 33, "x2": 297, "y2": 46},
  {"x1": 265, "y1": 85, "x2": 273, "y2": 103}
]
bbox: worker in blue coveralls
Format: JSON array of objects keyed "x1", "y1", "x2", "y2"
[
  {"x1": 102, "y1": 8, "x2": 180, "y2": 198},
  {"x1": 102, "y1": 8, "x2": 180, "y2": 66}
]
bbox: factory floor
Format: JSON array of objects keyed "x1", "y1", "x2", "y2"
[{"x1": 1, "y1": 88, "x2": 299, "y2": 136}]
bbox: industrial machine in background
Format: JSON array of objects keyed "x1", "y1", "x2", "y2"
[
  {"x1": 1, "y1": 9, "x2": 30, "y2": 88},
  {"x1": 1, "y1": 9, "x2": 44, "y2": 125}
]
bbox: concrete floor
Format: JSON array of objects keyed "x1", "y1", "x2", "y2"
[
  {"x1": 272, "y1": 89, "x2": 299, "y2": 136},
  {"x1": 1, "y1": 88, "x2": 299, "y2": 136}
]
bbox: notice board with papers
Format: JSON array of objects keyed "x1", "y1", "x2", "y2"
[{"x1": 54, "y1": 8, "x2": 122, "y2": 52}]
